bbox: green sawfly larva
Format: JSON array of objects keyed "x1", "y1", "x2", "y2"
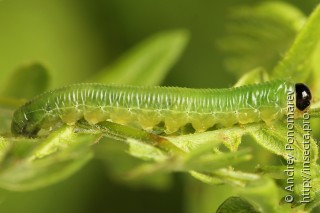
[{"x1": 11, "y1": 80, "x2": 312, "y2": 137}]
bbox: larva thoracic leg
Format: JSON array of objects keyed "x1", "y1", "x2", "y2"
[{"x1": 11, "y1": 80, "x2": 312, "y2": 137}]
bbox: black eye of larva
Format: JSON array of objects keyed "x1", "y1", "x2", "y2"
[{"x1": 295, "y1": 83, "x2": 312, "y2": 111}]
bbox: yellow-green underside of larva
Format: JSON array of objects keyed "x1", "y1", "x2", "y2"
[{"x1": 53, "y1": 105, "x2": 286, "y2": 134}]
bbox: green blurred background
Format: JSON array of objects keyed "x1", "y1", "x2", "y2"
[{"x1": 0, "y1": 0, "x2": 319, "y2": 212}]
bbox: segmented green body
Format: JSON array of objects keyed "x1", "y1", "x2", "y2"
[{"x1": 11, "y1": 80, "x2": 294, "y2": 136}]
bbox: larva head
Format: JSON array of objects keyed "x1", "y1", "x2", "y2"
[
  {"x1": 295, "y1": 83, "x2": 312, "y2": 111},
  {"x1": 11, "y1": 107, "x2": 43, "y2": 137}
]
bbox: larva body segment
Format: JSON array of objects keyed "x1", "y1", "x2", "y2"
[{"x1": 11, "y1": 80, "x2": 297, "y2": 136}]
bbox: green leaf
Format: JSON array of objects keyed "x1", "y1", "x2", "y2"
[
  {"x1": 272, "y1": 4, "x2": 320, "y2": 83},
  {"x1": 0, "y1": 126, "x2": 99, "y2": 191},
  {"x1": 77, "y1": 121, "x2": 180, "y2": 189},
  {"x1": 238, "y1": 177, "x2": 288, "y2": 213},
  {"x1": 0, "y1": 62, "x2": 50, "y2": 99},
  {"x1": 217, "y1": 1, "x2": 305, "y2": 76},
  {"x1": 77, "y1": 120, "x2": 184, "y2": 155},
  {"x1": 168, "y1": 119, "x2": 318, "y2": 164},
  {"x1": 0, "y1": 107, "x2": 14, "y2": 135},
  {"x1": 0, "y1": 97, "x2": 26, "y2": 109},
  {"x1": 233, "y1": 67, "x2": 269, "y2": 87},
  {"x1": 89, "y1": 29, "x2": 189, "y2": 85},
  {"x1": 305, "y1": 177, "x2": 320, "y2": 211},
  {"x1": 184, "y1": 145, "x2": 251, "y2": 172},
  {"x1": 311, "y1": 40, "x2": 320, "y2": 98},
  {"x1": 127, "y1": 138, "x2": 169, "y2": 161},
  {"x1": 310, "y1": 102, "x2": 320, "y2": 117},
  {"x1": 190, "y1": 169, "x2": 259, "y2": 187},
  {"x1": 216, "y1": 196, "x2": 260, "y2": 213},
  {"x1": 0, "y1": 137, "x2": 10, "y2": 162},
  {"x1": 249, "y1": 122, "x2": 318, "y2": 163},
  {"x1": 167, "y1": 126, "x2": 244, "y2": 152},
  {"x1": 93, "y1": 139, "x2": 173, "y2": 190}
]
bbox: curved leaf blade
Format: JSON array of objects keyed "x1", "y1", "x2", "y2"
[
  {"x1": 1, "y1": 62, "x2": 50, "y2": 99},
  {"x1": 216, "y1": 196, "x2": 260, "y2": 213},
  {"x1": 89, "y1": 29, "x2": 189, "y2": 85},
  {"x1": 217, "y1": 2, "x2": 305, "y2": 76},
  {"x1": 0, "y1": 127, "x2": 99, "y2": 191},
  {"x1": 272, "y1": 4, "x2": 320, "y2": 82}
]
